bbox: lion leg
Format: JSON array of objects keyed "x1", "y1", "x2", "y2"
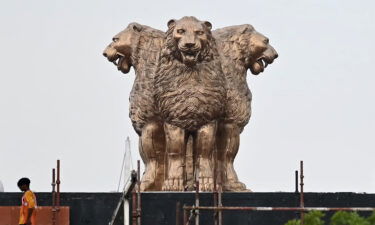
[
  {"x1": 220, "y1": 123, "x2": 247, "y2": 191},
  {"x1": 194, "y1": 122, "x2": 217, "y2": 192},
  {"x1": 184, "y1": 136, "x2": 195, "y2": 191},
  {"x1": 139, "y1": 121, "x2": 165, "y2": 191},
  {"x1": 162, "y1": 123, "x2": 186, "y2": 191},
  {"x1": 216, "y1": 123, "x2": 227, "y2": 188}
]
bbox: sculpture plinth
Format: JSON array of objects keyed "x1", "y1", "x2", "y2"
[{"x1": 103, "y1": 16, "x2": 278, "y2": 192}]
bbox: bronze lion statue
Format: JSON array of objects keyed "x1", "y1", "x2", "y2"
[
  {"x1": 213, "y1": 24, "x2": 278, "y2": 191},
  {"x1": 154, "y1": 16, "x2": 226, "y2": 191},
  {"x1": 103, "y1": 18, "x2": 278, "y2": 192},
  {"x1": 103, "y1": 23, "x2": 167, "y2": 191}
]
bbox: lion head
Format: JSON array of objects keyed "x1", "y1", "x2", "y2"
[
  {"x1": 247, "y1": 27, "x2": 278, "y2": 75},
  {"x1": 214, "y1": 24, "x2": 278, "y2": 75},
  {"x1": 162, "y1": 16, "x2": 215, "y2": 66},
  {"x1": 103, "y1": 22, "x2": 144, "y2": 74}
]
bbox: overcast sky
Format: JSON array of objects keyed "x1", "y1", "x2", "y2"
[{"x1": 0, "y1": 0, "x2": 374, "y2": 193}]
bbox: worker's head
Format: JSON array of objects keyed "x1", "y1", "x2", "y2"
[{"x1": 17, "y1": 177, "x2": 31, "y2": 192}]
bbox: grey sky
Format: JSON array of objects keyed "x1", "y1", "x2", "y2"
[{"x1": 0, "y1": 0, "x2": 374, "y2": 193}]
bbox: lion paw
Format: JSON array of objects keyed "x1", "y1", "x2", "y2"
[
  {"x1": 140, "y1": 179, "x2": 155, "y2": 191},
  {"x1": 198, "y1": 177, "x2": 214, "y2": 192},
  {"x1": 140, "y1": 161, "x2": 157, "y2": 191},
  {"x1": 224, "y1": 180, "x2": 248, "y2": 192},
  {"x1": 162, "y1": 178, "x2": 184, "y2": 191}
]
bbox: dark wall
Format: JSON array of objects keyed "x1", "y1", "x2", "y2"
[
  {"x1": 1, "y1": 192, "x2": 374, "y2": 225},
  {"x1": 0, "y1": 192, "x2": 123, "y2": 225},
  {"x1": 139, "y1": 192, "x2": 375, "y2": 225}
]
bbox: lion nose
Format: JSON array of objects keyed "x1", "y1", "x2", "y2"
[
  {"x1": 274, "y1": 53, "x2": 278, "y2": 59},
  {"x1": 103, "y1": 52, "x2": 108, "y2": 57},
  {"x1": 184, "y1": 43, "x2": 196, "y2": 48}
]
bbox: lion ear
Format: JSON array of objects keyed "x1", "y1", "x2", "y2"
[
  {"x1": 167, "y1": 19, "x2": 176, "y2": 29},
  {"x1": 240, "y1": 24, "x2": 254, "y2": 34},
  {"x1": 132, "y1": 23, "x2": 143, "y2": 32},
  {"x1": 203, "y1": 21, "x2": 212, "y2": 30}
]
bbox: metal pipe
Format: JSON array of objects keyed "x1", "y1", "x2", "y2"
[
  {"x1": 132, "y1": 168, "x2": 139, "y2": 225},
  {"x1": 176, "y1": 202, "x2": 181, "y2": 225},
  {"x1": 52, "y1": 168, "x2": 56, "y2": 225},
  {"x1": 52, "y1": 168, "x2": 56, "y2": 204},
  {"x1": 183, "y1": 206, "x2": 187, "y2": 225},
  {"x1": 132, "y1": 188, "x2": 137, "y2": 225},
  {"x1": 56, "y1": 160, "x2": 61, "y2": 208},
  {"x1": 213, "y1": 149, "x2": 218, "y2": 225},
  {"x1": 213, "y1": 192, "x2": 218, "y2": 225},
  {"x1": 137, "y1": 160, "x2": 141, "y2": 225},
  {"x1": 183, "y1": 206, "x2": 375, "y2": 212},
  {"x1": 294, "y1": 170, "x2": 299, "y2": 221},
  {"x1": 300, "y1": 161, "x2": 304, "y2": 225},
  {"x1": 56, "y1": 159, "x2": 61, "y2": 225},
  {"x1": 195, "y1": 168, "x2": 199, "y2": 225},
  {"x1": 218, "y1": 185, "x2": 222, "y2": 225},
  {"x1": 295, "y1": 170, "x2": 298, "y2": 193}
]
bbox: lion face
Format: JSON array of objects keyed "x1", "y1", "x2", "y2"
[
  {"x1": 167, "y1": 17, "x2": 213, "y2": 66},
  {"x1": 103, "y1": 23, "x2": 143, "y2": 73},
  {"x1": 246, "y1": 29, "x2": 278, "y2": 75}
]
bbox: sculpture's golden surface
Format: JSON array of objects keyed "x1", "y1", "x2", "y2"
[
  {"x1": 103, "y1": 17, "x2": 278, "y2": 192},
  {"x1": 154, "y1": 17, "x2": 226, "y2": 191},
  {"x1": 103, "y1": 23, "x2": 166, "y2": 191},
  {"x1": 155, "y1": 17, "x2": 225, "y2": 131},
  {"x1": 213, "y1": 24, "x2": 278, "y2": 191}
]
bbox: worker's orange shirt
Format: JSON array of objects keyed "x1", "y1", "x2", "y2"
[{"x1": 19, "y1": 190, "x2": 37, "y2": 225}]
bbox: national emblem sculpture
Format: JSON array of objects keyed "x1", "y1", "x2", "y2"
[{"x1": 103, "y1": 16, "x2": 278, "y2": 192}]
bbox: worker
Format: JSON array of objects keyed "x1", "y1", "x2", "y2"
[{"x1": 17, "y1": 178, "x2": 37, "y2": 225}]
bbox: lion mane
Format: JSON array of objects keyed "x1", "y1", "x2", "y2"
[
  {"x1": 104, "y1": 23, "x2": 165, "y2": 134},
  {"x1": 154, "y1": 17, "x2": 226, "y2": 131},
  {"x1": 160, "y1": 17, "x2": 215, "y2": 65},
  {"x1": 127, "y1": 25, "x2": 165, "y2": 134},
  {"x1": 213, "y1": 25, "x2": 255, "y2": 129}
]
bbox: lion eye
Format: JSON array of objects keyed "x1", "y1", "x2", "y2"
[
  {"x1": 112, "y1": 37, "x2": 119, "y2": 42},
  {"x1": 177, "y1": 29, "x2": 185, "y2": 34},
  {"x1": 196, "y1": 31, "x2": 204, "y2": 35}
]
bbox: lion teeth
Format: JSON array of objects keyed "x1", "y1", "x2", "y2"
[{"x1": 113, "y1": 57, "x2": 121, "y2": 66}]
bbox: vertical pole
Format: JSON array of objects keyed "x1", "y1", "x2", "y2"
[
  {"x1": 217, "y1": 166, "x2": 223, "y2": 225},
  {"x1": 213, "y1": 149, "x2": 218, "y2": 225},
  {"x1": 137, "y1": 160, "x2": 141, "y2": 225},
  {"x1": 300, "y1": 161, "x2": 304, "y2": 225},
  {"x1": 56, "y1": 160, "x2": 61, "y2": 208},
  {"x1": 195, "y1": 168, "x2": 199, "y2": 225},
  {"x1": 52, "y1": 168, "x2": 56, "y2": 225},
  {"x1": 294, "y1": 170, "x2": 299, "y2": 220},
  {"x1": 132, "y1": 188, "x2": 137, "y2": 225},
  {"x1": 213, "y1": 192, "x2": 218, "y2": 225},
  {"x1": 183, "y1": 206, "x2": 187, "y2": 225},
  {"x1": 56, "y1": 159, "x2": 61, "y2": 225},
  {"x1": 176, "y1": 202, "x2": 181, "y2": 225},
  {"x1": 295, "y1": 170, "x2": 299, "y2": 193},
  {"x1": 218, "y1": 185, "x2": 222, "y2": 225}
]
